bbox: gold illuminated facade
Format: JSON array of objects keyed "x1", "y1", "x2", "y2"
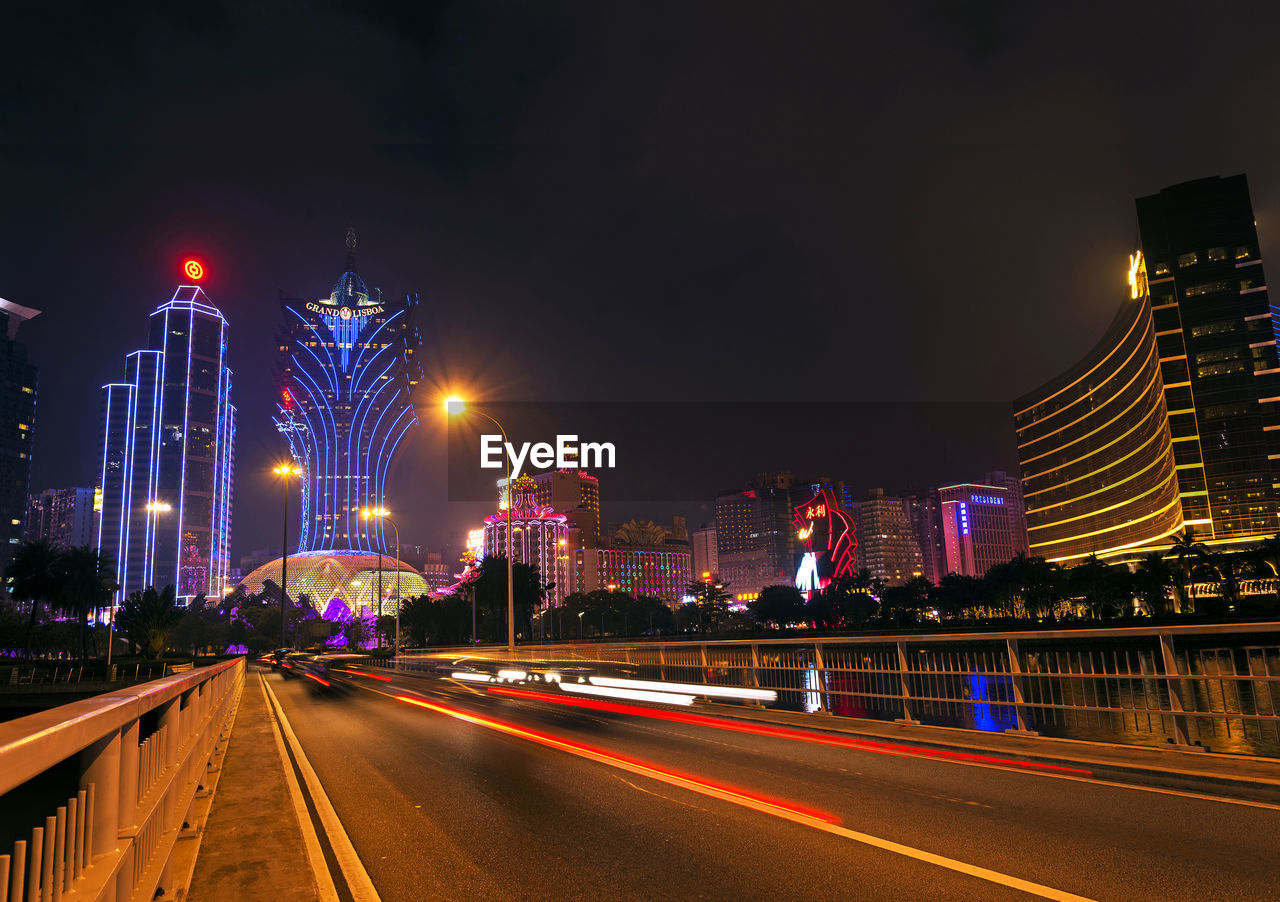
[{"x1": 1014, "y1": 252, "x2": 1184, "y2": 561}]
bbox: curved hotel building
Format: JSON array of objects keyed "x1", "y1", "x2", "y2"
[
  {"x1": 1015, "y1": 253, "x2": 1182, "y2": 561},
  {"x1": 1017, "y1": 175, "x2": 1280, "y2": 562}
]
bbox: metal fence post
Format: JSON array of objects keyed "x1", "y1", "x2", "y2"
[
  {"x1": 749, "y1": 644, "x2": 763, "y2": 707},
  {"x1": 1158, "y1": 632, "x2": 1193, "y2": 747},
  {"x1": 895, "y1": 640, "x2": 919, "y2": 724},
  {"x1": 1004, "y1": 638, "x2": 1038, "y2": 735}
]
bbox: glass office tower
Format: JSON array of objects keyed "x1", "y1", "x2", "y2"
[
  {"x1": 1136, "y1": 175, "x2": 1280, "y2": 545},
  {"x1": 98, "y1": 286, "x2": 236, "y2": 602}
]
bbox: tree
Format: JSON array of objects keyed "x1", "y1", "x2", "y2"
[
  {"x1": 685, "y1": 579, "x2": 732, "y2": 633},
  {"x1": 1165, "y1": 529, "x2": 1208, "y2": 614},
  {"x1": 880, "y1": 576, "x2": 933, "y2": 627},
  {"x1": 749, "y1": 585, "x2": 805, "y2": 629},
  {"x1": 1067, "y1": 555, "x2": 1131, "y2": 620},
  {"x1": 812, "y1": 574, "x2": 878, "y2": 629},
  {"x1": 1133, "y1": 551, "x2": 1174, "y2": 617},
  {"x1": 470, "y1": 556, "x2": 546, "y2": 642},
  {"x1": 116, "y1": 585, "x2": 184, "y2": 658},
  {"x1": 929, "y1": 573, "x2": 986, "y2": 620},
  {"x1": 53, "y1": 546, "x2": 116, "y2": 661},
  {"x1": 986, "y1": 554, "x2": 1064, "y2": 620},
  {"x1": 6, "y1": 539, "x2": 61, "y2": 661}
]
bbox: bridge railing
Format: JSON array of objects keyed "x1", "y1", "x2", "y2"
[
  {"x1": 402, "y1": 623, "x2": 1280, "y2": 756},
  {"x1": 0, "y1": 657, "x2": 243, "y2": 902}
]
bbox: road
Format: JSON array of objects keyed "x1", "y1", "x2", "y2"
[{"x1": 260, "y1": 664, "x2": 1280, "y2": 901}]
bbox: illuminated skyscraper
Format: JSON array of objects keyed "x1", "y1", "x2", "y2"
[
  {"x1": 97, "y1": 281, "x2": 235, "y2": 602},
  {"x1": 938, "y1": 483, "x2": 1019, "y2": 578},
  {"x1": 275, "y1": 230, "x2": 422, "y2": 552},
  {"x1": 1016, "y1": 175, "x2": 1280, "y2": 562},
  {"x1": 0, "y1": 299, "x2": 39, "y2": 573}
]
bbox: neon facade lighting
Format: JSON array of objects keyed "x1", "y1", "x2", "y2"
[
  {"x1": 273, "y1": 244, "x2": 422, "y2": 555},
  {"x1": 97, "y1": 286, "x2": 235, "y2": 603}
]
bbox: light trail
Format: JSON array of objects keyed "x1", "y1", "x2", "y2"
[
  {"x1": 389, "y1": 688, "x2": 1094, "y2": 901},
  {"x1": 342, "y1": 669, "x2": 392, "y2": 682},
  {"x1": 485, "y1": 685, "x2": 1093, "y2": 776},
  {"x1": 392, "y1": 693, "x2": 838, "y2": 823}
]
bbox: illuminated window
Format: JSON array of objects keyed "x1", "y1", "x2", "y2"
[
  {"x1": 1208, "y1": 247, "x2": 1228, "y2": 262},
  {"x1": 1177, "y1": 252, "x2": 1198, "y2": 268},
  {"x1": 1235, "y1": 247, "x2": 1252, "y2": 260},
  {"x1": 1185, "y1": 281, "x2": 1230, "y2": 297},
  {"x1": 1154, "y1": 262, "x2": 1171, "y2": 276}
]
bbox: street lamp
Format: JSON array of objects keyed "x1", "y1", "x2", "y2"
[
  {"x1": 273, "y1": 463, "x2": 302, "y2": 650},
  {"x1": 362, "y1": 507, "x2": 401, "y2": 653},
  {"x1": 445, "y1": 396, "x2": 515, "y2": 652},
  {"x1": 108, "y1": 501, "x2": 173, "y2": 670}
]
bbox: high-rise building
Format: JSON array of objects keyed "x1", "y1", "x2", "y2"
[
  {"x1": 938, "y1": 482, "x2": 1020, "y2": 577},
  {"x1": 692, "y1": 523, "x2": 718, "y2": 580},
  {"x1": 25, "y1": 487, "x2": 95, "y2": 549},
  {"x1": 857, "y1": 489, "x2": 924, "y2": 586},
  {"x1": 1136, "y1": 175, "x2": 1280, "y2": 546},
  {"x1": 275, "y1": 230, "x2": 422, "y2": 553},
  {"x1": 0, "y1": 299, "x2": 39, "y2": 572},
  {"x1": 983, "y1": 471, "x2": 1029, "y2": 557},
  {"x1": 530, "y1": 469, "x2": 600, "y2": 546},
  {"x1": 97, "y1": 283, "x2": 235, "y2": 602},
  {"x1": 575, "y1": 547, "x2": 692, "y2": 605},
  {"x1": 904, "y1": 491, "x2": 944, "y2": 584},
  {"x1": 1015, "y1": 175, "x2": 1280, "y2": 562},
  {"x1": 484, "y1": 476, "x2": 570, "y2": 607},
  {"x1": 713, "y1": 474, "x2": 797, "y2": 601}
]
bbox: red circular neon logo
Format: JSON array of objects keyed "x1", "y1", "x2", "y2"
[{"x1": 183, "y1": 260, "x2": 205, "y2": 281}]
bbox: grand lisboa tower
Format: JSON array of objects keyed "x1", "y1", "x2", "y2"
[{"x1": 244, "y1": 230, "x2": 429, "y2": 612}]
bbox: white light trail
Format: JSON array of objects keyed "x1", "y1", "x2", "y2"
[{"x1": 588, "y1": 677, "x2": 777, "y2": 703}]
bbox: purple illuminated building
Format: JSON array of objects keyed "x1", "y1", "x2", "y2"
[{"x1": 97, "y1": 283, "x2": 235, "y2": 603}]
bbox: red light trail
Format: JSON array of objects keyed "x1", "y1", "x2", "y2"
[{"x1": 393, "y1": 693, "x2": 838, "y2": 824}]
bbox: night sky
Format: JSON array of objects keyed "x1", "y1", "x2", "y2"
[{"x1": 5, "y1": 2, "x2": 1280, "y2": 560}]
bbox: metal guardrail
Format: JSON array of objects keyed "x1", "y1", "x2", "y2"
[
  {"x1": 402, "y1": 623, "x2": 1280, "y2": 757},
  {"x1": 0, "y1": 657, "x2": 244, "y2": 902}
]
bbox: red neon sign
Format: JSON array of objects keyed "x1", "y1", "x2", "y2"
[{"x1": 183, "y1": 259, "x2": 205, "y2": 281}]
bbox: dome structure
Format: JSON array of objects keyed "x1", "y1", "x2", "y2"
[{"x1": 240, "y1": 550, "x2": 430, "y2": 616}]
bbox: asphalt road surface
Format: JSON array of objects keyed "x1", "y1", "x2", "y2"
[{"x1": 261, "y1": 665, "x2": 1280, "y2": 901}]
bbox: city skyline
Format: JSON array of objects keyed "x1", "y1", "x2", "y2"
[{"x1": 8, "y1": 4, "x2": 1280, "y2": 561}]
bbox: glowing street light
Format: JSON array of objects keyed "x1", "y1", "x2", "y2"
[
  {"x1": 362, "y1": 507, "x2": 401, "y2": 652},
  {"x1": 446, "y1": 396, "x2": 515, "y2": 652},
  {"x1": 273, "y1": 463, "x2": 303, "y2": 650}
]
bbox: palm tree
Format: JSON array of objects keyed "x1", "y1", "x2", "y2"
[
  {"x1": 1133, "y1": 551, "x2": 1174, "y2": 617},
  {"x1": 116, "y1": 585, "x2": 184, "y2": 659},
  {"x1": 685, "y1": 579, "x2": 732, "y2": 633},
  {"x1": 1251, "y1": 535, "x2": 1280, "y2": 605},
  {"x1": 54, "y1": 546, "x2": 116, "y2": 662},
  {"x1": 1165, "y1": 529, "x2": 1208, "y2": 614},
  {"x1": 5, "y1": 540, "x2": 61, "y2": 661}
]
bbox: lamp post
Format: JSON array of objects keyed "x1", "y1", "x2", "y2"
[
  {"x1": 445, "y1": 397, "x2": 515, "y2": 652},
  {"x1": 114, "y1": 501, "x2": 172, "y2": 670},
  {"x1": 363, "y1": 508, "x2": 401, "y2": 653},
  {"x1": 273, "y1": 464, "x2": 302, "y2": 650}
]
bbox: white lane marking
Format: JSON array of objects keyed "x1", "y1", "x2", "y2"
[
  {"x1": 368, "y1": 682, "x2": 1096, "y2": 902},
  {"x1": 257, "y1": 675, "x2": 340, "y2": 902},
  {"x1": 262, "y1": 675, "x2": 382, "y2": 902}
]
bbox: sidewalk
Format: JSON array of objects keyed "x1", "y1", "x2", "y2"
[
  {"x1": 187, "y1": 669, "x2": 322, "y2": 901},
  {"x1": 696, "y1": 698, "x2": 1280, "y2": 801}
]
